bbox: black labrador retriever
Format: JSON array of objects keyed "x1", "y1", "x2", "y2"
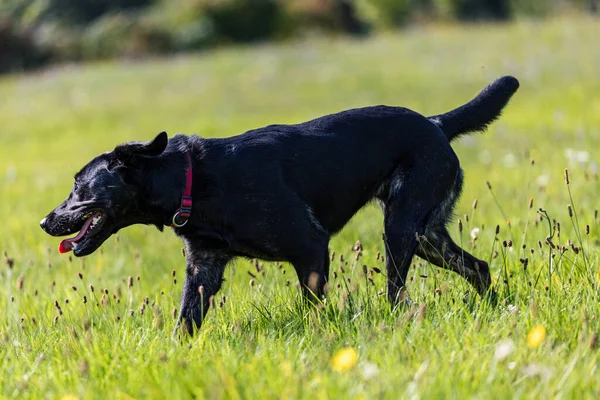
[{"x1": 41, "y1": 76, "x2": 519, "y2": 336}]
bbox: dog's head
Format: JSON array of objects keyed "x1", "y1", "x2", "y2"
[{"x1": 40, "y1": 132, "x2": 169, "y2": 256}]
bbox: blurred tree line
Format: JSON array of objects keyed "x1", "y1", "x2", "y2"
[{"x1": 0, "y1": 0, "x2": 597, "y2": 73}]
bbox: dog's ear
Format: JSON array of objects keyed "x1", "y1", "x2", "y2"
[{"x1": 114, "y1": 131, "x2": 169, "y2": 161}]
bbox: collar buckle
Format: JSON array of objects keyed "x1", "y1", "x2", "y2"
[{"x1": 172, "y1": 196, "x2": 192, "y2": 227}]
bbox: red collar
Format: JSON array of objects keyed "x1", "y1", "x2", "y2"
[{"x1": 170, "y1": 152, "x2": 193, "y2": 228}]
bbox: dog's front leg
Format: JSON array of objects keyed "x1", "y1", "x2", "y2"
[{"x1": 173, "y1": 247, "x2": 231, "y2": 338}]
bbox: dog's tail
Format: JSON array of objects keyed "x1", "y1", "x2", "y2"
[{"x1": 428, "y1": 76, "x2": 519, "y2": 142}]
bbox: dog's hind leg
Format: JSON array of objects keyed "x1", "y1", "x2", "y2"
[
  {"x1": 382, "y1": 201, "x2": 431, "y2": 307},
  {"x1": 415, "y1": 224, "x2": 492, "y2": 297},
  {"x1": 173, "y1": 246, "x2": 232, "y2": 338},
  {"x1": 412, "y1": 170, "x2": 493, "y2": 297},
  {"x1": 381, "y1": 149, "x2": 461, "y2": 306}
]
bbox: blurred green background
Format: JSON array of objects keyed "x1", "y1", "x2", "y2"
[
  {"x1": 1, "y1": 1, "x2": 600, "y2": 399},
  {"x1": 1, "y1": 0, "x2": 598, "y2": 73}
]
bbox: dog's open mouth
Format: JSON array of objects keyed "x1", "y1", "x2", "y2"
[{"x1": 58, "y1": 211, "x2": 105, "y2": 254}]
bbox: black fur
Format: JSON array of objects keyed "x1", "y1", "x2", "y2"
[{"x1": 41, "y1": 76, "x2": 519, "y2": 336}]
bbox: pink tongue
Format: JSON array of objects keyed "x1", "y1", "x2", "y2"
[{"x1": 58, "y1": 216, "x2": 94, "y2": 254}]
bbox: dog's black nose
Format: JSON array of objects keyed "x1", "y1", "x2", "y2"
[{"x1": 40, "y1": 217, "x2": 47, "y2": 230}]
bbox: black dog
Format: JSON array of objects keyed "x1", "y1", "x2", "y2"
[{"x1": 41, "y1": 76, "x2": 519, "y2": 336}]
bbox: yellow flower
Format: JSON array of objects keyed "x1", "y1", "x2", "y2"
[
  {"x1": 331, "y1": 347, "x2": 358, "y2": 372},
  {"x1": 527, "y1": 325, "x2": 546, "y2": 348},
  {"x1": 279, "y1": 361, "x2": 293, "y2": 377},
  {"x1": 60, "y1": 396, "x2": 79, "y2": 400}
]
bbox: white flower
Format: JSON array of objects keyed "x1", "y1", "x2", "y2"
[
  {"x1": 361, "y1": 362, "x2": 379, "y2": 380},
  {"x1": 503, "y1": 153, "x2": 516, "y2": 168},
  {"x1": 537, "y1": 175, "x2": 550, "y2": 187},
  {"x1": 564, "y1": 148, "x2": 589, "y2": 164},
  {"x1": 494, "y1": 339, "x2": 515, "y2": 361}
]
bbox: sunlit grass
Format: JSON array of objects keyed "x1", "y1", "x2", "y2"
[{"x1": 1, "y1": 15, "x2": 600, "y2": 399}]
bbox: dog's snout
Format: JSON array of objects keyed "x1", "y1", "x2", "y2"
[{"x1": 40, "y1": 217, "x2": 47, "y2": 229}]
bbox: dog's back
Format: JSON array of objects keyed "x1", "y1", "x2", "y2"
[{"x1": 220, "y1": 76, "x2": 519, "y2": 233}]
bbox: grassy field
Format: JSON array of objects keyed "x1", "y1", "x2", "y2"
[{"x1": 1, "y1": 15, "x2": 600, "y2": 399}]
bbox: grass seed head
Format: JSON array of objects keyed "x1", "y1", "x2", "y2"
[
  {"x1": 80, "y1": 360, "x2": 89, "y2": 376},
  {"x1": 4, "y1": 251, "x2": 14, "y2": 269},
  {"x1": 564, "y1": 168, "x2": 569, "y2": 185},
  {"x1": 589, "y1": 334, "x2": 599, "y2": 350},
  {"x1": 127, "y1": 276, "x2": 133, "y2": 288}
]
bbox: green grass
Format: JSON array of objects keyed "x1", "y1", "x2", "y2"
[{"x1": 2, "y1": 15, "x2": 600, "y2": 399}]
